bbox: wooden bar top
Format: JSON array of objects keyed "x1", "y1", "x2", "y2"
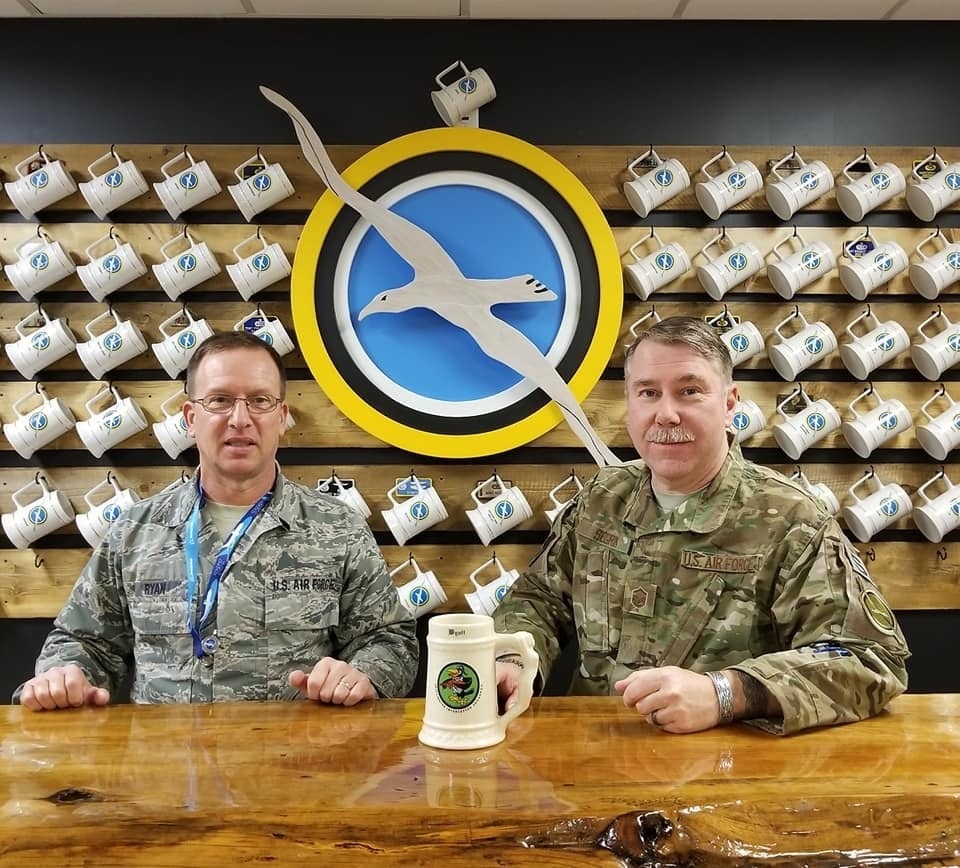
[{"x1": 1, "y1": 695, "x2": 958, "y2": 866}]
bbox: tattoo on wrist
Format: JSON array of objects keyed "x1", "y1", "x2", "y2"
[{"x1": 736, "y1": 671, "x2": 771, "y2": 720}]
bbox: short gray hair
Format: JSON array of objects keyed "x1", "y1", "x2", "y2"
[{"x1": 624, "y1": 315, "x2": 733, "y2": 384}]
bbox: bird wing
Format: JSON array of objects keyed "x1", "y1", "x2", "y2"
[{"x1": 260, "y1": 86, "x2": 463, "y2": 278}]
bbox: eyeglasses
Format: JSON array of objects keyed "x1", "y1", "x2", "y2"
[{"x1": 191, "y1": 395, "x2": 282, "y2": 415}]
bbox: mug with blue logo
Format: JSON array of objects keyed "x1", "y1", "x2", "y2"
[
  {"x1": 76, "y1": 307, "x2": 148, "y2": 379},
  {"x1": 151, "y1": 228, "x2": 222, "y2": 301},
  {"x1": 838, "y1": 229, "x2": 908, "y2": 301},
  {"x1": 152, "y1": 147, "x2": 221, "y2": 220},
  {"x1": 3, "y1": 149, "x2": 77, "y2": 219},
  {"x1": 730, "y1": 398, "x2": 767, "y2": 444},
  {"x1": 5, "y1": 306, "x2": 77, "y2": 380},
  {"x1": 1, "y1": 384, "x2": 76, "y2": 460},
  {"x1": 906, "y1": 150, "x2": 960, "y2": 222},
  {"x1": 228, "y1": 153, "x2": 296, "y2": 222},
  {"x1": 1, "y1": 473, "x2": 75, "y2": 550},
  {"x1": 78, "y1": 148, "x2": 149, "y2": 220},
  {"x1": 381, "y1": 474, "x2": 448, "y2": 546},
  {"x1": 226, "y1": 231, "x2": 292, "y2": 300},
  {"x1": 232, "y1": 307, "x2": 295, "y2": 357},
  {"x1": 838, "y1": 308, "x2": 909, "y2": 381},
  {"x1": 464, "y1": 554, "x2": 521, "y2": 617},
  {"x1": 152, "y1": 390, "x2": 195, "y2": 459},
  {"x1": 431, "y1": 60, "x2": 496, "y2": 127},
  {"x1": 466, "y1": 472, "x2": 532, "y2": 546},
  {"x1": 151, "y1": 307, "x2": 214, "y2": 379},
  {"x1": 835, "y1": 150, "x2": 906, "y2": 222},
  {"x1": 768, "y1": 309, "x2": 838, "y2": 381},
  {"x1": 766, "y1": 229, "x2": 837, "y2": 299},
  {"x1": 77, "y1": 230, "x2": 148, "y2": 302},
  {"x1": 909, "y1": 228, "x2": 960, "y2": 300},
  {"x1": 390, "y1": 555, "x2": 447, "y2": 618},
  {"x1": 841, "y1": 385, "x2": 913, "y2": 460},
  {"x1": 841, "y1": 469, "x2": 911, "y2": 544},
  {"x1": 76, "y1": 473, "x2": 140, "y2": 549},
  {"x1": 771, "y1": 386, "x2": 841, "y2": 460},
  {"x1": 6, "y1": 228, "x2": 77, "y2": 301},
  {"x1": 789, "y1": 468, "x2": 840, "y2": 516},
  {"x1": 316, "y1": 472, "x2": 371, "y2": 520},
  {"x1": 916, "y1": 386, "x2": 960, "y2": 462},
  {"x1": 76, "y1": 384, "x2": 148, "y2": 458},
  {"x1": 694, "y1": 148, "x2": 763, "y2": 220},
  {"x1": 622, "y1": 147, "x2": 692, "y2": 218},
  {"x1": 913, "y1": 469, "x2": 960, "y2": 544},
  {"x1": 765, "y1": 149, "x2": 835, "y2": 220},
  {"x1": 622, "y1": 230, "x2": 692, "y2": 301},
  {"x1": 709, "y1": 309, "x2": 765, "y2": 367},
  {"x1": 696, "y1": 228, "x2": 763, "y2": 300},
  {"x1": 910, "y1": 308, "x2": 960, "y2": 381}
]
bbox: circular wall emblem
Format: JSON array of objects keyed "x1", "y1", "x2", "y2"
[
  {"x1": 291, "y1": 128, "x2": 622, "y2": 458},
  {"x1": 437, "y1": 662, "x2": 479, "y2": 709}
]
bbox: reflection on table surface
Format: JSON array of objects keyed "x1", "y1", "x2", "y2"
[{"x1": 1, "y1": 695, "x2": 959, "y2": 866}]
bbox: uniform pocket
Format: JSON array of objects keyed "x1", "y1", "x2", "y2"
[{"x1": 265, "y1": 593, "x2": 340, "y2": 691}]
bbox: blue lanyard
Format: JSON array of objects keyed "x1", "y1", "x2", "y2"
[{"x1": 185, "y1": 488, "x2": 272, "y2": 658}]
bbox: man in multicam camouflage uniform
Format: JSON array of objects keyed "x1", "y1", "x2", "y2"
[
  {"x1": 17, "y1": 332, "x2": 417, "y2": 710},
  {"x1": 494, "y1": 316, "x2": 908, "y2": 735}
]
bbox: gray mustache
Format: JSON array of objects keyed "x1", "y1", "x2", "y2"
[{"x1": 646, "y1": 427, "x2": 695, "y2": 444}]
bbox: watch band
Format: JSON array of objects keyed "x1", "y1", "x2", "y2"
[{"x1": 707, "y1": 670, "x2": 736, "y2": 725}]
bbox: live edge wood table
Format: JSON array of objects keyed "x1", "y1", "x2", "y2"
[{"x1": 0, "y1": 696, "x2": 958, "y2": 867}]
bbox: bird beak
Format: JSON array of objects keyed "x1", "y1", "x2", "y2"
[{"x1": 357, "y1": 298, "x2": 377, "y2": 322}]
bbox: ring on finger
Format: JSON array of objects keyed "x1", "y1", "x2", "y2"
[
  {"x1": 338, "y1": 678, "x2": 354, "y2": 690},
  {"x1": 650, "y1": 710, "x2": 661, "y2": 727}
]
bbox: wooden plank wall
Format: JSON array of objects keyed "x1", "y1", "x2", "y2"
[{"x1": 2, "y1": 143, "x2": 959, "y2": 623}]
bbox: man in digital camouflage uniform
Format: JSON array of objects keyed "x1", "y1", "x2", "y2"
[
  {"x1": 494, "y1": 315, "x2": 908, "y2": 734},
  {"x1": 18, "y1": 332, "x2": 417, "y2": 710}
]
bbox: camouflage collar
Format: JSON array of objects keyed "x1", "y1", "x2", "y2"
[{"x1": 164, "y1": 463, "x2": 291, "y2": 528}]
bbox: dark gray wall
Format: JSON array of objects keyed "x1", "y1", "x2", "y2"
[{"x1": 2, "y1": 17, "x2": 958, "y2": 700}]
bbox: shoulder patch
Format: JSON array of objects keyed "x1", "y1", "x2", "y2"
[{"x1": 860, "y1": 588, "x2": 898, "y2": 635}]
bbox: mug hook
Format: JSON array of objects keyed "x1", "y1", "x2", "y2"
[
  {"x1": 256, "y1": 146, "x2": 264, "y2": 163},
  {"x1": 34, "y1": 553, "x2": 44, "y2": 569},
  {"x1": 106, "y1": 469, "x2": 116, "y2": 485},
  {"x1": 108, "y1": 225, "x2": 118, "y2": 241},
  {"x1": 256, "y1": 225, "x2": 264, "y2": 241},
  {"x1": 937, "y1": 546, "x2": 948, "y2": 561},
  {"x1": 37, "y1": 144, "x2": 46, "y2": 161},
  {"x1": 109, "y1": 143, "x2": 118, "y2": 161},
  {"x1": 792, "y1": 225, "x2": 799, "y2": 238}
]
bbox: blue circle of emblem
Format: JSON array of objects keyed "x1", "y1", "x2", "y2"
[
  {"x1": 252, "y1": 173, "x2": 272, "y2": 192},
  {"x1": 952, "y1": 500, "x2": 960, "y2": 517},
  {"x1": 28, "y1": 412, "x2": 47, "y2": 431},
  {"x1": 880, "y1": 497, "x2": 899, "y2": 517},
  {"x1": 655, "y1": 168, "x2": 673, "y2": 188},
  {"x1": 28, "y1": 506, "x2": 47, "y2": 525},
  {"x1": 105, "y1": 170, "x2": 124, "y2": 188},
  {"x1": 946, "y1": 173, "x2": 960, "y2": 191},
  {"x1": 253, "y1": 253, "x2": 271, "y2": 272},
  {"x1": 879, "y1": 411, "x2": 898, "y2": 431},
  {"x1": 409, "y1": 500, "x2": 430, "y2": 521},
  {"x1": 875, "y1": 252, "x2": 893, "y2": 271},
  {"x1": 875, "y1": 332, "x2": 895, "y2": 352},
  {"x1": 258, "y1": 332, "x2": 274, "y2": 346},
  {"x1": 804, "y1": 335, "x2": 824, "y2": 354},
  {"x1": 179, "y1": 171, "x2": 199, "y2": 190},
  {"x1": 801, "y1": 251, "x2": 822, "y2": 271},
  {"x1": 409, "y1": 586, "x2": 430, "y2": 607},
  {"x1": 494, "y1": 500, "x2": 514, "y2": 520},
  {"x1": 654, "y1": 251, "x2": 675, "y2": 271},
  {"x1": 948, "y1": 252, "x2": 960, "y2": 271},
  {"x1": 178, "y1": 253, "x2": 197, "y2": 272},
  {"x1": 103, "y1": 254, "x2": 122, "y2": 273},
  {"x1": 103, "y1": 332, "x2": 123, "y2": 352},
  {"x1": 728, "y1": 252, "x2": 747, "y2": 271},
  {"x1": 872, "y1": 172, "x2": 890, "y2": 191},
  {"x1": 30, "y1": 170, "x2": 49, "y2": 189},
  {"x1": 458, "y1": 77, "x2": 478, "y2": 95},
  {"x1": 732, "y1": 411, "x2": 750, "y2": 431},
  {"x1": 31, "y1": 332, "x2": 50, "y2": 350},
  {"x1": 728, "y1": 171, "x2": 747, "y2": 190},
  {"x1": 104, "y1": 412, "x2": 122, "y2": 430},
  {"x1": 30, "y1": 252, "x2": 49, "y2": 270},
  {"x1": 806, "y1": 412, "x2": 826, "y2": 432},
  {"x1": 800, "y1": 171, "x2": 819, "y2": 190},
  {"x1": 495, "y1": 585, "x2": 508, "y2": 602},
  {"x1": 102, "y1": 503, "x2": 122, "y2": 522},
  {"x1": 729, "y1": 333, "x2": 749, "y2": 353},
  {"x1": 948, "y1": 333, "x2": 960, "y2": 353},
  {"x1": 177, "y1": 331, "x2": 197, "y2": 350}
]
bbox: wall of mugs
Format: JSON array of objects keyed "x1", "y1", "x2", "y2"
[{"x1": 1, "y1": 141, "x2": 959, "y2": 638}]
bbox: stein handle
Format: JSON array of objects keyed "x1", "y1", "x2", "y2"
[
  {"x1": 776, "y1": 385, "x2": 806, "y2": 416},
  {"x1": 699, "y1": 148, "x2": 732, "y2": 181},
  {"x1": 626, "y1": 147, "x2": 660, "y2": 179},
  {"x1": 435, "y1": 60, "x2": 469, "y2": 88},
  {"x1": 84, "y1": 231, "x2": 120, "y2": 263},
  {"x1": 842, "y1": 151, "x2": 877, "y2": 182},
  {"x1": 845, "y1": 307, "x2": 875, "y2": 341},
  {"x1": 234, "y1": 152, "x2": 267, "y2": 182},
  {"x1": 847, "y1": 385, "x2": 876, "y2": 419},
  {"x1": 86, "y1": 148, "x2": 123, "y2": 179},
  {"x1": 160, "y1": 148, "x2": 196, "y2": 179},
  {"x1": 160, "y1": 391, "x2": 185, "y2": 417},
  {"x1": 699, "y1": 230, "x2": 726, "y2": 263},
  {"x1": 916, "y1": 470, "x2": 947, "y2": 505},
  {"x1": 233, "y1": 231, "x2": 268, "y2": 261},
  {"x1": 773, "y1": 307, "x2": 808, "y2": 341},
  {"x1": 15, "y1": 151, "x2": 46, "y2": 177},
  {"x1": 913, "y1": 150, "x2": 947, "y2": 182},
  {"x1": 12, "y1": 476, "x2": 44, "y2": 509},
  {"x1": 771, "y1": 230, "x2": 804, "y2": 261},
  {"x1": 493, "y1": 630, "x2": 539, "y2": 730},
  {"x1": 160, "y1": 230, "x2": 194, "y2": 260},
  {"x1": 84, "y1": 384, "x2": 116, "y2": 417},
  {"x1": 769, "y1": 148, "x2": 806, "y2": 182},
  {"x1": 917, "y1": 309, "x2": 948, "y2": 341},
  {"x1": 14, "y1": 307, "x2": 48, "y2": 338},
  {"x1": 914, "y1": 228, "x2": 944, "y2": 262}
]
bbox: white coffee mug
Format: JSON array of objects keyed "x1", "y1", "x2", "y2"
[
  {"x1": 765, "y1": 150, "x2": 835, "y2": 220},
  {"x1": 905, "y1": 151, "x2": 960, "y2": 222},
  {"x1": 835, "y1": 152, "x2": 906, "y2": 222},
  {"x1": 5, "y1": 229, "x2": 77, "y2": 301},
  {"x1": 713, "y1": 314, "x2": 765, "y2": 367},
  {"x1": 838, "y1": 231, "x2": 908, "y2": 301},
  {"x1": 78, "y1": 148, "x2": 149, "y2": 219},
  {"x1": 381, "y1": 475, "x2": 448, "y2": 546},
  {"x1": 151, "y1": 229, "x2": 222, "y2": 301},
  {"x1": 841, "y1": 471, "x2": 912, "y2": 543},
  {"x1": 464, "y1": 555, "x2": 521, "y2": 617},
  {"x1": 4, "y1": 306, "x2": 76, "y2": 380},
  {"x1": 76, "y1": 385, "x2": 148, "y2": 458},
  {"x1": 75, "y1": 307, "x2": 148, "y2": 379},
  {"x1": 227, "y1": 153, "x2": 296, "y2": 221},
  {"x1": 766, "y1": 231, "x2": 836, "y2": 299},
  {"x1": 1, "y1": 385, "x2": 76, "y2": 459},
  {"x1": 226, "y1": 231, "x2": 292, "y2": 300},
  {"x1": 151, "y1": 308, "x2": 215, "y2": 379},
  {"x1": 431, "y1": 60, "x2": 496, "y2": 127},
  {"x1": 232, "y1": 309, "x2": 295, "y2": 356},
  {"x1": 622, "y1": 232, "x2": 691, "y2": 301},
  {"x1": 152, "y1": 148, "x2": 222, "y2": 220},
  {"x1": 152, "y1": 391, "x2": 194, "y2": 459},
  {"x1": 75, "y1": 474, "x2": 140, "y2": 549},
  {"x1": 772, "y1": 387, "x2": 841, "y2": 460},
  {"x1": 77, "y1": 230, "x2": 148, "y2": 302},
  {"x1": 3, "y1": 150, "x2": 77, "y2": 219},
  {"x1": 730, "y1": 398, "x2": 767, "y2": 444},
  {"x1": 916, "y1": 387, "x2": 960, "y2": 461},
  {"x1": 622, "y1": 148, "x2": 691, "y2": 217},
  {"x1": 1, "y1": 474, "x2": 75, "y2": 550},
  {"x1": 466, "y1": 473, "x2": 533, "y2": 546},
  {"x1": 418, "y1": 612, "x2": 537, "y2": 750},
  {"x1": 909, "y1": 229, "x2": 960, "y2": 300},
  {"x1": 768, "y1": 309, "x2": 838, "y2": 381},
  {"x1": 391, "y1": 556, "x2": 447, "y2": 618},
  {"x1": 544, "y1": 472, "x2": 583, "y2": 523},
  {"x1": 696, "y1": 230, "x2": 763, "y2": 300},
  {"x1": 910, "y1": 308, "x2": 960, "y2": 381},
  {"x1": 695, "y1": 149, "x2": 763, "y2": 220},
  {"x1": 913, "y1": 470, "x2": 960, "y2": 543},
  {"x1": 789, "y1": 468, "x2": 840, "y2": 516},
  {"x1": 841, "y1": 387, "x2": 913, "y2": 459},
  {"x1": 316, "y1": 473, "x2": 371, "y2": 520},
  {"x1": 838, "y1": 308, "x2": 910, "y2": 381}
]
